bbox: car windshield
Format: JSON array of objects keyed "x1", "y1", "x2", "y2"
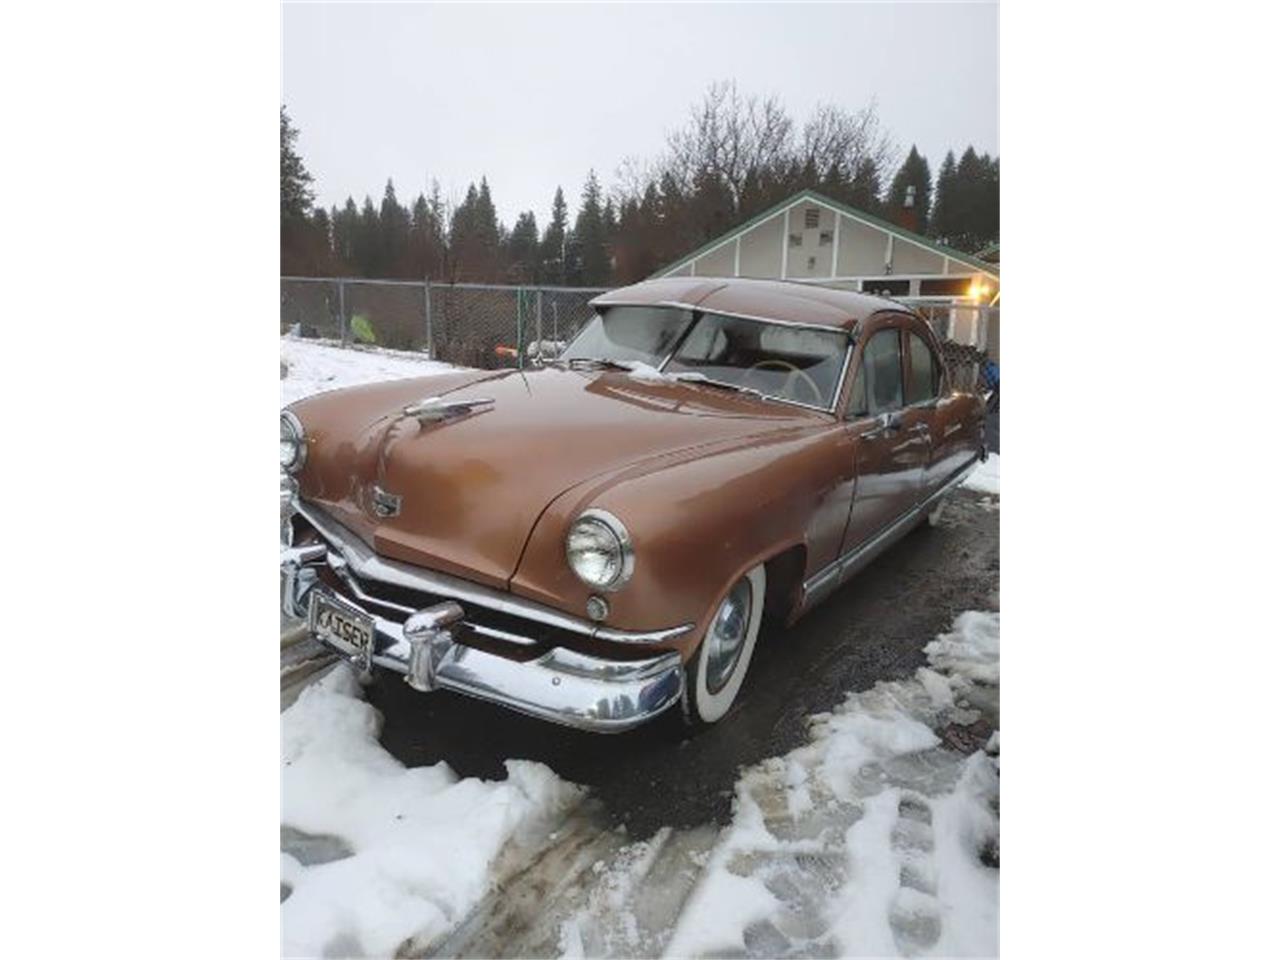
[
  {"x1": 560, "y1": 306, "x2": 693, "y2": 366},
  {"x1": 665, "y1": 312, "x2": 849, "y2": 409}
]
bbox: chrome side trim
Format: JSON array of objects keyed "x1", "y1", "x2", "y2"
[
  {"x1": 594, "y1": 298, "x2": 853, "y2": 335},
  {"x1": 800, "y1": 457, "x2": 981, "y2": 610},
  {"x1": 295, "y1": 500, "x2": 695, "y2": 645}
]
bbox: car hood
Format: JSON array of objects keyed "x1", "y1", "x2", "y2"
[{"x1": 290, "y1": 364, "x2": 824, "y2": 587}]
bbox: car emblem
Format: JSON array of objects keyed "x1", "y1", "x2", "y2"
[{"x1": 370, "y1": 485, "x2": 402, "y2": 519}]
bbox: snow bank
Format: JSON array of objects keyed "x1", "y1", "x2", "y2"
[
  {"x1": 613, "y1": 611, "x2": 999, "y2": 959},
  {"x1": 280, "y1": 336, "x2": 455, "y2": 407},
  {"x1": 280, "y1": 665, "x2": 583, "y2": 957},
  {"x1": 962, "y1": 453, "x2": 1000, "y2": 495},
  {"x1": 281, "y1": 615, "x2": 998, "y2": 959}
]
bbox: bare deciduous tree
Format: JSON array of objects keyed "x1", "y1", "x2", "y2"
[
  {"x1": 801, "y1": 99, "x2": 899, "y2": 187},
  {"x1": 664, "y1": 81, "x2": 795, "y2": 207}
]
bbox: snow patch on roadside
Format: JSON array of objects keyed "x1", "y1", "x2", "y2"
[
  {"x1": 631, "y1": 611, "x2": 999, "y2": 958},
  {"x1": 281, "y1": 614, "x2": 998, "y2": 959},
  {"x1": 280, "y1": 336, "x2": 455, "y2": 407},
  {"x1": 962, "y1": 453, "x2": 1000, "y2": 495},
  {"x1": 280, "y1": 665, "x2": 583, "y2": 958}
]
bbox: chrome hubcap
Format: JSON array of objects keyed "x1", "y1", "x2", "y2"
[{"x1": 706, "y1": 579, "x2": 752, "y2": 693}]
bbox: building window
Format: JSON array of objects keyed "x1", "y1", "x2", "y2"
[
  {"x1": 807, "y1": 256, "x2": 817, "y2": 270},
  {"x1": 804, "y1": 207, "x2": 820, "y2": 229},
  {"x1": 819, "y1": 230, "x2": 833, "y2": 246},
  {"x1": 919, "y1": 277, "x2": 975, "y2": 297},
  {"x1": 788, "y1": 233, "x2": 802, "y2": 247},
  {"x1": 861, "y1": 279, "x2": 910, "y2": 297}
]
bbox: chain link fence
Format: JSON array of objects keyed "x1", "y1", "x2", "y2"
[
  {"x1": 906, "y1": 301, "x2": 1000, "y2": 393},
  {"x1": 280, "y1": 277, "x2": 608, "y2": 369},
  {"x1": 280, "y1": 277, "x2": 998, "y2": 391}
]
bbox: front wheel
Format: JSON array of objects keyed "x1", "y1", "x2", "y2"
[{"x1": 684, "y1": 565, "x2": 766, "y2": 727}]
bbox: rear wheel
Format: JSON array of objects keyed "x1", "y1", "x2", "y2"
[{"x1": 684, "y1": 565, "x2": 766, "y2": 727}]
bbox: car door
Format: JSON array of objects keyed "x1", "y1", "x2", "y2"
[
  {"x1": 900, "y1": 324, "x2": 946, "y2": 500},
  {"x1": 839, "y1": 319, "x2": 926, "y2": 558}
]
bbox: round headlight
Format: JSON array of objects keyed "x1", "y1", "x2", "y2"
[
  {"x1": 565, "y1": 509, "x2": 633, "y2": 591},
  {"x1": 280, "y1": 411, "x2": 306, "y2": 474}
]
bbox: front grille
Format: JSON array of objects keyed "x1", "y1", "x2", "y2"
[{"x1": 294, "y1": 507, "x2": 675, "y2": 663}]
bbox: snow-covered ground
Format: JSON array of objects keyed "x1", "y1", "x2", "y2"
[
  {"x1": 280, "y1": 613, "x2": 1000, "y2": 958},
  {"x1": 280, "y1": 337, "x2": 455, "y2": 407},
  {"x1": 962, "y1": 453, "x2": 1000, "y2": 495}
]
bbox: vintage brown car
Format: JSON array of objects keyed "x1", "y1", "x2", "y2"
[{"x1": 280, "y1": 277, "x2": 987, "y2": 731}]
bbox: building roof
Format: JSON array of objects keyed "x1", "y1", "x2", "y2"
[
  {"x1": 591, "y1": 276, "x2": 905, "y2": 330},
  {"x1": 650, "y1": 188, "x2": 1000, "y2": 280}
]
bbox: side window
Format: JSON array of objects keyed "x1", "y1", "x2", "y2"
[
  {"x1": 906, "y1": 333, "x2": 940, "y2": 404},
  {"x1": 848, "y1": 328, "x2": 903, "y2": 417}
]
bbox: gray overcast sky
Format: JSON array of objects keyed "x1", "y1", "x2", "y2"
[{"x1": 282, "y1": 1, "x2": 998, "y2": 227}]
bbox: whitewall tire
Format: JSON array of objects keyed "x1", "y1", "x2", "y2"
[{"x1": 685, "y1": 565, "x2": 766, "y2": 726}]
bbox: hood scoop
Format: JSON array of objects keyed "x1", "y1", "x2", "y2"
[{"x1": 402, "y1": 396, "x2": 495, "y2": 422}]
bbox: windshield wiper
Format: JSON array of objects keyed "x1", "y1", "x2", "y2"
[
  {"x1": 558, "y1": 356, "x2": 635, "y2": 372},
  {"x1": 670, "y1": 372, "x2": 774, "y2": 402}
]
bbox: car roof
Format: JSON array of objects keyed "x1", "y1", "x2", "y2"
[{"x1": 590, "y1": 277, "x2": 907, "y2": 331}]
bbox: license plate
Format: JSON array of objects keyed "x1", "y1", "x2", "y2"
[{"x1": 310, "y1": 591, "x2": 375, "y2": 659}]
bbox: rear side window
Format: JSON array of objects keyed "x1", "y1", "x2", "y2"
[
  {"x1": 906, "y1": 333, "x2": 940, "y2": 404},
  {"x1": 849, "y1": 328, "x2": 903, "y2": 417}
]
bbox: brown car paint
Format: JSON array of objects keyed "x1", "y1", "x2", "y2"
[{"x1": 287, "y1": 278, "x2": 984, "y2": 664}]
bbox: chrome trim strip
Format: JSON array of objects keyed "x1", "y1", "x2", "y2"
[
  {"x1": 295, "y1": 500, "x2": 695, "y2": 645},
  {"x1": 306, "y1": 585, "x2": 686, "y2": 733},
  {"x1": 595, "y1": 299, "x2": 852, "y2": 335},
  {"x1": 801, "y1": 456, "x2": 981, "y2": 607},
  {"x1": 324, "y1": 550, "x2": 539, "y2": 647}
]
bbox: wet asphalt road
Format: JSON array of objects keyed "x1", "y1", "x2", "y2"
[{"x1": 363, "y1": 489, "x2": 999, "y2": 840}]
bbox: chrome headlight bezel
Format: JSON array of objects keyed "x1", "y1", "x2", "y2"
[
  {"x1": 280, "y1": 410, "x2": 307, "y2": 474},
  {"x1": 565, "y1": 509, "x2": 634, "y2": 592}
]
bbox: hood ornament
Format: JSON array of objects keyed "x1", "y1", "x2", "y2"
[{"x1": 403, "y1": 396, "x2": 495, "y2": 422}]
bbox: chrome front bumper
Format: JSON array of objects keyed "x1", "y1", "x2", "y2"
[{"x1": 280, "y1": 495, "x2": 687, "y2": 732}]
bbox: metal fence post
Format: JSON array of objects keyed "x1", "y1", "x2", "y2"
[
  {"x1": 515, "y1": 288, "x2": 524, "y2": 370},
  {"x1": 424, "y1": 280, "x2": 433, "y2": 359},
  {"x1": 338, "y1": 278, "x2": 349, "y2": 346},
  {"x1": 535, "y1": 288, "x2": 544, "y2": 358}
]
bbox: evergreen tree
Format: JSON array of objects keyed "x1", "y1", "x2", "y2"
[
  {"x1": 379, "y1": 179, "x2": 411, "y2": 277},
  {"x1": 280, "y1": 107, "x2": 314, "y2": 221},
  {"x1": 474, "y1": 177, "x2": 502, "y2": 280},
  {"x1": 408, "y1": 191, "x2": 444, "y2": 279},
  {"x1": 572, "y1": 171, "x2": 610, "y2": 285},
  {"x1": 357, "y1": 196, "x2": 380, "y2": 276},
  {"x1": 926, "y1": 147, "x2": 999, "y2": 252},
  {"x1": 847, "y1": 156, "x2": 882, "y2": 213},
  {"x1": 540, "y1": 186, "x2": 568, "y2": 284},
  {"x1": 449, "y1": 183, "x2": 480, "y2": 280},
  {"x1": 929, "y1": 151, "x2": 958, "y2": 241},
  {"x1": 885, "y1": 146, "x2": 931, "y2": 234},
  {"x1": 507, "y1": 211, "x2": 540, "y2": 282},
  {"x1": 332, "y1": 198, "x2": 359, "y2": 273},
  {"x1": 281, "y1": 106, "x2": 327, "y2": 274}
]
